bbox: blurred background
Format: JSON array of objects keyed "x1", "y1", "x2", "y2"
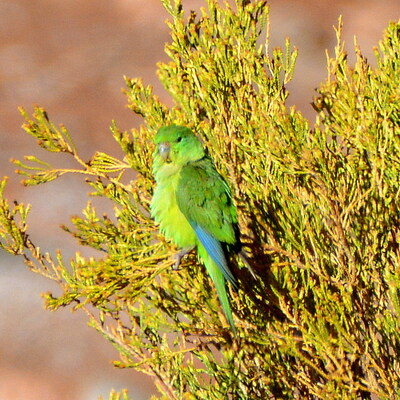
[{"x1": 0, "y1": 0, "x2": 398, "y2": 399}]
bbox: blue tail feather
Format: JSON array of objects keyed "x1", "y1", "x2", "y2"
[{"x1": 192, "y1": 224, "x2": 238, "y2": 289}]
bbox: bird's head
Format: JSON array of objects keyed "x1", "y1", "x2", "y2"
[{"x1": 154, "y1": 125, "x2": 205, "y2": 166}]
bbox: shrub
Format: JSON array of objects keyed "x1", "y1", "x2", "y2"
[{"x1": 1, "y1": 0, "x2": 399, "y2": 398}]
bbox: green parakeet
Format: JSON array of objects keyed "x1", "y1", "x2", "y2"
[{"x1": 151, "y1": 125, "x2": 240, "y2": 330}]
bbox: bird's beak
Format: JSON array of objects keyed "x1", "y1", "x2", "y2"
[{"x1": 158, "y1": 142, "x2": 171, "y2": 162}]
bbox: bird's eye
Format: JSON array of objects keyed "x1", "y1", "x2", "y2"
[{"x1": 176, "y1": 137, "x2": 182, "y2": 143}]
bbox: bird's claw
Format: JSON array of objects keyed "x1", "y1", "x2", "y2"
[{"x1": 173, "y1": 246, "x2": 195, "y2": 270}]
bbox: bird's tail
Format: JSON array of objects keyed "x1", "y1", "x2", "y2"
[{"x1": 198, "y1": 245, "x2": 236, "y2": 331}]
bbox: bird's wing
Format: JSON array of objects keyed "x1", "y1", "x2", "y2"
[{"x1": 176, "y1": 159, "x2": 238, "y2": 288}]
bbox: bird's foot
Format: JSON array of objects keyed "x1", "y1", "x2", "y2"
[{"x1": 173, "y1": 246, "x2": 195, "y2": 270}]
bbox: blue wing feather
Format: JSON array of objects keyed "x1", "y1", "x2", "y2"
[{"x1": 192, "y1": 223, "x2": 238, "y2": 289}]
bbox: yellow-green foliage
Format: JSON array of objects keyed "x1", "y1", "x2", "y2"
[{"x1": 1, "y1": 0, "x2": 399, "y2": 398}]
